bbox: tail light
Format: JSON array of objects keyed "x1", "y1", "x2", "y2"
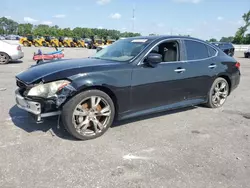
[
  {"x1": 17, "y1": 45, "x2": 21, "y2": 51},
  {"x1": 235, "y1": 62, "x2": 240, "y2": 69}
]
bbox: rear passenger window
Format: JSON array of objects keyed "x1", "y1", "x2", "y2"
[
  {"x1": 184, "y1": 40, "x2": 209, "y2": 60},
  {"x1": 207, "y1": 45, "x2": 217, "y2": 57}
]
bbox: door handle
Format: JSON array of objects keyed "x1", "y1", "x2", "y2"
[
  {"x1": 174, "y1": 68, "x2": 186, "y2": 73},
  {"x1": 208, "y1": 64, "x2": 217, "y2": 69}
]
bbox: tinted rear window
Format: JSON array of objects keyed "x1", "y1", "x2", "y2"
[{"x1": 184, "y1": 40, "x2": 209, "y2": 60}]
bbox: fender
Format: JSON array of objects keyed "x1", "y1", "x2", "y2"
[
  {"x1": 70, "y1": 72, "x2": 119, "y2": 92},
  {"x1": 68, "y1": 71, "x2": 132, "y2": 113}
]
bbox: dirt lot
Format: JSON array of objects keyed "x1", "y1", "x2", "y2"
[{"x1": 0, "y1": 47, "x2": 249, "y2": 188}]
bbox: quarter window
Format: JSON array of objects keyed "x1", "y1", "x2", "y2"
[
  {"x1": 184, "y1": 40, "x2": 209, "y2": 60},
  {"x1": 207, "y1": 45, "x2": 217, "y2": 57}
]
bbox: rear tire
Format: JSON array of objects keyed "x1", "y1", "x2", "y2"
[
  {"x1": 205, "y1": 77, "x2": 229, "y2": 108},
  {"x1": 34, "y1": 42, "x2": 40, "y2": 47},
  {"x1": 51, "y1": 42, "x2": 56, "y2": 47},
  {"x1": 42, "y1": 41, "x2": 47, "y2": 47},
  {"x1": 0, "y1": 52, "x2": 10, "y2": 64},
  {"x1": 61, "y1": 89, "x2": 115, "y2": 140},
  {"x1": 23, "y1": 41, "x2": 29, "y2": 47},
  {"x1": 63, "y1": 42, "x2": 68, "y2": 47}
]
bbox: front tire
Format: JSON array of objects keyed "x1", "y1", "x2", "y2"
[
  {"x1": 61, "y1": 90, "x2": 115, "y2": 140},
  {"x1": 205, "y1": 77, "x2": 229, "y2": 108},
  {"x1": 34, "y1": 42, "x2": 40, "y2": 47},
  {"x1": 23, "y1": 41, "x2": 29, "y2": 47}
]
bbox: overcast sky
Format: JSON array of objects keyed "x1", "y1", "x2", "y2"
[{"x1": 1, "y1": 0, "x2": 250, "y2": 40}]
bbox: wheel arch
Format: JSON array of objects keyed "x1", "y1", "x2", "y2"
[
  {"x1": 0, "y1": 51, "x2": 11, "y2": 59},
  {"x1": 67, "y1": 85, "x2": 119, "y2": 118}
]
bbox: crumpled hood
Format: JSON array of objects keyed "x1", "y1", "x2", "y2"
[{"x1": 16, "y1": 58, "x2": 119, "y2": 84}]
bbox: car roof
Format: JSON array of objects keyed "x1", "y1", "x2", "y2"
[{"x1": 125, "y1": 35, "x2": 207, "y2": 43}]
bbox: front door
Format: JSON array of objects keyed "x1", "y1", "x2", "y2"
[
  {"x1": 130, "y1": 40, "x2": 191, "y2": 112},
  {"x1": 131, "y1": 61, "x2": 191, "y2": 112}
]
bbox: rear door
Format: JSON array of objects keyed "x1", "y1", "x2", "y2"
[{"x1": 182, "y1": 39, "x2": 218, "y2": 100}]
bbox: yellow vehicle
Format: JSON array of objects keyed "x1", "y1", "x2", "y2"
[
  {"x1": 33, "y1": 37, "x2": 47, "y2": 47},
  {"x1": 94, "y1": 39, "x2": 104, "y2": 47},
  {"x1": 58, "y1": 37, "x2": 75, "y2": 47},
  {"x1": 58, "y1": 37, "x2": 64, "y2": 47},
  {"x1": 73, "y1": 37, "x2": 85, "y2": 47},
  {"x1": 19, "y1": 35, "x2": 34, "y2": 47},
  {"x1": 106, "y1": 39, "x2": 116, "y2": 45},
  {"x1": 44, "y1": 36, "x2": 59, "y2": 47},
  {"x1": 19, "y1": 35, "x2": 46, "y2": 47}
]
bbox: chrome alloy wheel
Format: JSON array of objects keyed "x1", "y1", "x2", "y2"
[
  {"x1": 212, "y1": 80, "x2": 229, "y2": 107},
  {"x1": 72, "y1": 96, "x2": 112, "y2": 136},
  {"x1": 0, "y1": 53, "x2": 8, "y2": 64}
]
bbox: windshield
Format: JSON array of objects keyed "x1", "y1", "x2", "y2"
[{"x1": 92, "y1": 38, "x2": 152, "y2": 62}]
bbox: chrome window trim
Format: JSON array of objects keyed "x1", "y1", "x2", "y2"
[{"x1": 137, "y1": 37, "x2": 219, "y2": 65}]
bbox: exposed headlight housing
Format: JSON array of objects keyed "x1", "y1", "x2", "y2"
[{"x1": 27, "y1": 80, "x2": 71, "y2": 98}]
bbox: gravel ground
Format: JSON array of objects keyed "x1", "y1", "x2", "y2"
[{"x1": 0, "y1": 47, "x2": 249, "y2": 188}]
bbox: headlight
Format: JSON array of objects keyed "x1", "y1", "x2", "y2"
[{"x1": 27, "y1": 80, "x2": 71, "y2": 98}]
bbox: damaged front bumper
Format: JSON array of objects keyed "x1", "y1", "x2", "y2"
[
  {"x1": 15, "y1": 89, "x2": 61, "y2": 123},
  {"x1": 15, "y1": 84, "x2": 75, "y2": 123}
]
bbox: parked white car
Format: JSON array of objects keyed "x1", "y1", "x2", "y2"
[
  {"x1": 244, "y1": 47, "x2": 250, "y2": 58},
  {"x1": 0, "y1": 40, "x2": 24, "y2": 64}
]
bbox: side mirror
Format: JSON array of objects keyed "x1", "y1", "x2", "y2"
[{"x1": 144, "y1": 53, "x2": 162, "y2": 67}]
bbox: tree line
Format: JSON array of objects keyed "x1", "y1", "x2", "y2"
[
  {"x1": 208, "y1": 10, "x2": 250, "y2": 44},
  {"x1": 0, "y1": 17, "x2": 141, "y2": 39},
  {"x1": 1, "y1": 10, "x2": 249, "y2": 43}
]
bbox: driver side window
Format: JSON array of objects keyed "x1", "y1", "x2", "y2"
[{"x1": 149, "y1": 41, "x2": 179, "y2": 62}]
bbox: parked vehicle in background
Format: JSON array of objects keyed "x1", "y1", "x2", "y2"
[
  {"x1": 73, "y1": 37, "x2": 85, "y2": 48},
  {"x1": 59, "y1": 37, "x2": 75, "y2": 47},
  {"x1": 0, "y1": 40, "x2": 24, "y2": 64},
  {"x1": 44, "y1": 36, "x2": 60, "y2": 47},
  {"x1": 211, "y1": 42, "x2": 235, "y2": 56},
  {"x1": 84, "y1": 38, "x2": 93, "y2": 48},
  {"x1": 15, "y1": 36, "x2": 240, "y2": 140},
  {"x1": 0, "y1": 35, "x2": 5, "y2": 40},
  {"x1": 19, "y1": 35, "x2": 47, "y2": 47},
  {"x1": 96, "y1": 38, "x2": 121, "y2": 52},
  {"x1": 244, "y1": 47, "x2": 250, "y2": 58},
  {"x1": 5, "y1": 35, "x2": 22, "y2": 40}
]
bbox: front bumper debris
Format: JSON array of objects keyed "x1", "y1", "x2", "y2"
[
  {"x1": 15, "y1": 89, "x2": 41, "y2": 115},
  {"x1": 15, "y1": 89, "x2": 61, "y2": 123}
]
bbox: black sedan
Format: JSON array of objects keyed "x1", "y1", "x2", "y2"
[
  {"x1": 210, "y1": 42, "x2": 235, "y2": 56},
  {"x1": 15, "y1": 36, "x2": 241, "y2": 140}
]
